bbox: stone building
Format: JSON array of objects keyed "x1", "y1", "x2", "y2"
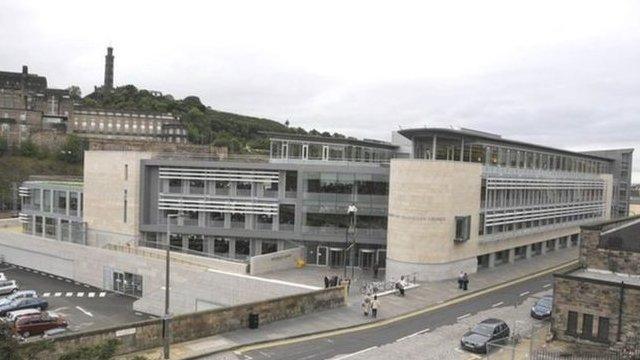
[
  {"x1": 0, "y1": 66, "x2": 72, "y2": 146},
  {"x1": 551, "y1": 215, "x2": 640, "y2": 349}
]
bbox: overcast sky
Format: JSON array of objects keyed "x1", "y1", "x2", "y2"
[{"x1": 1, "y1": 0, "x2": 639, "y2": 181}]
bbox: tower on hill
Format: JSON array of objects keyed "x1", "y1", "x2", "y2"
[{"x1": 104, "y1": 47, "x2": 114, "y2": 91}]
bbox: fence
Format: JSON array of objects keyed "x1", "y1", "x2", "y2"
[{"x1": 531, "y1": 349, "x2": 620, "y2": 360}]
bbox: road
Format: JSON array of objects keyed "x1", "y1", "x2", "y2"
[
  {"x1": 0, "y1": 262, "x2": 152, "y2": 334},
  {"x1": 209, "y1": 271, "x2": 555, "y2": 360}
]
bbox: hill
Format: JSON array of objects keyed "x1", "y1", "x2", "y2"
[{"x1": 83, "y1": 85, "x2": 343, "y2": 152}]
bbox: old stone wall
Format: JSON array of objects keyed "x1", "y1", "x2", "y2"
[
  {"x1": 580, "y1": 228, "x2": 640, "y2": 275},
  {"x1": 551, "y1": 275, "x2": 640, "y2": 346},
  {"x1": 87, "y1": 137, "x2": 228, "y2": 157},
  {"x1": 22, "y1": 286, "x2": 346, "y2": 359}
]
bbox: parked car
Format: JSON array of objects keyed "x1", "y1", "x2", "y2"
[
  {"x1": 0, "y1": 298, "x2": 48, "y2": 316},
  {"x1": 0, "y1": 290, "x2": 37, "y2": 305},
  {"x1": 461, "y1": 318, "x2": 510, "y2": 354},
  {"x1": 531, "y1": 295, "x2": 553, "y2": 319},
  {"x1": 12, "y1": 312, "x2": 67, "y2": 337},
  {"x1": 0, "y1": 280, "x2": 18, "y2": 295},
  {"x1": 4, "y1": 308, "x2": 41, "y2": 323}
]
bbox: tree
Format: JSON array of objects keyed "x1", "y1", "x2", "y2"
[
  {"x1": 0, "y1": 322, "x2": 20, "y2": 360},
  {"x1": 58, "y1": 135, "x2": 88, "y2": 164},
  {"x1": 67, "y1": 86, "x2": 82, "y2": 101},
  {"x1": 19, "y1": 140, "x2": 39, "y2": 158},
  {"x1": 0, "y1": 137, "x2": 7, "y2": 155}
]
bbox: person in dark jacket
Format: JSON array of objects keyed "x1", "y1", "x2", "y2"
[
  {"x1": 462, "y1": 272, "x2": 469, "y2": 291},
  {"x1": 373, "y1": 263, "x2": 379, "y2": 279},
  {"x1": 324, "y1": 275, "x2": 329, "y2": 288}
]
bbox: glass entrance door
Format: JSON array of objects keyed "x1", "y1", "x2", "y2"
[
  {"x1": 359, "y1": 249, "x2": 375, "y2": 269},
  {"x1": 317, "y1": 246, "x2": 328, "y2": 266},
  {"x1": 329, "y1": 247, "x2": 344, "y2": 267},
  {"x1": 113, "y1": 271, "x2": 125, "y2": 293},
  {"x1": 376, "y1": 250, "x2": 387, "y2": 269}
]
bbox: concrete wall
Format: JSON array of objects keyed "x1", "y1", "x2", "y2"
[
  {"x1": 249, "y1": 246, "x2": 305, "y2": 275},
  {"x1": 83, "y1": 150, "x2": 153, "y2": 246},
  {"x1": 0, "y1": 218, "x2": 20, "y2": 228},
  {"x1": 0, "y1": 230, "x2": 315, "y2": 316},
  {"x1": 386, "y1": 160, "x2": 482, "y2": 281},
  {"x1": 22, "y1": 286, "x2": 346, "y2": 359}
]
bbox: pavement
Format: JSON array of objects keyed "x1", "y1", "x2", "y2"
[
  {"x1": 0, "y1": 262, "x2": 151, "y2": 335},
  {"x1": 117, "y1": 247, "x2": 578, "y2": 360}
]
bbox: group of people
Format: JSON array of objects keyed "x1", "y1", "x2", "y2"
[
  {"x1": 361, "y1": 294, "x2": 380, "y2": 318},
  {"x1": 323, "y1": 275, "x2": 340, "y2": 288},
  {"x1": 458, "y1": 271, "x2": 470, "y2": 291}
]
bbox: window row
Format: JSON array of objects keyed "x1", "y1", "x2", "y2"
[
  {"x1": 305, "y1": 172, "x2": 388, "y2": 196},
  {"x1": 143, "y1": 234, "x2": 280, "y2": 260},
  {"x1": 566, "y1": 311, "x2": 610, "y2": 343},
  {"x1": 21, "y1": 189, "x2": 82, "y2": 217},
  {"x1": 481, "y1": 187, "x2": 604, "y2": 209},
  {"x1": 479, "y1": 211, "x2": 602, "y2": 236},
  {"x1": 271, "y1": 140, "x2": 394, "y2": 163},
  {"x1": 159, "y1": 205, "x2": 295, "y2": 231},
  {"x1": 164, "y1": 179, "x2": 281, "y2": 198},
  {"x1": 413, "y1": 136, "x2": 610, "y2": 174}
]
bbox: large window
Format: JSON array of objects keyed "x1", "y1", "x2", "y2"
[
  {"x1": 213, "y1": 237, "x2": 229, "y2": 255},
  {"x1": 169, "y1": 179, "x2": 182, "y2": 193},
  {"x1": 582, "y1": 314, "x2": 594, "y2": 339},
  {"x1": 208, "y1": 212, "x2": 225, "y2": 227},
  {"x1": 43, "y1": 190, "x2": 51, "y2": 212},
  {"x1": 215, "y1": 181, "x2": 230, "y2": 196},
  {"x1": 236, "y1": 239, "x2": 250, "y2": 258},
  {"x1": 236, "y1": 182, "x2": 252, "y2": 197},
  {"x1": 256, "y1": 214, "x2": 273, "y2": 230},
  {"x1": 189, "y1": 180, "x2": 204, "y2": 194},
  {"x1": 187, "y1": 235, "x2": 203, "y2": 252},
  {"x1": 455, "y1": 216, "x2": 471, "y2": 242},
  {"x1": 279, "y1": 204, "x2": 295, "y2": 231},
  {"x1": 597, "y1": 317, "x2": 610, "y2": 343},
  {"x1": 231, "y1": 213, "x2": 245, "y2": 228},
  {"x1": 261, "y1": 240, "x2": 278, "y2": 254}
]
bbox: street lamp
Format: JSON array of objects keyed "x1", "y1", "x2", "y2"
[
  {"x1": 344, "y1": 203, "x2": 358, "y2": 279},
  {"x1": 164, "y1": 212, "x2": 184, "y2": 360}
]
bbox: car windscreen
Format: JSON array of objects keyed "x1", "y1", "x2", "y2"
[
  {"x1": 471, "y1": 324, "x2": 495, "y2": 336},
  {"x1": 535, "y1": 298, "x2": 552, "y2": 309}
]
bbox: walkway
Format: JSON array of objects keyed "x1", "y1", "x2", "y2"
[{"x1": 117, "y1": 247, "x2": 578, "y2": 360}]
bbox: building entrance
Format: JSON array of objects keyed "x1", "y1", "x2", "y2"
[
  {"x1": 329, "y1": 247, "x2": 345, "y2": 267},
  {"x1": 316, "y1": 246, "x2": 328, "y2": 266},
  {"x1": 359, "y1": 249, "x2": 375, "y2": 269},
  {"x1": 112, "y1": 271, "x2": 143, "y2": 298},
  {"x1": 376, "y1": 250, "x2": 387, "y2": 269}
]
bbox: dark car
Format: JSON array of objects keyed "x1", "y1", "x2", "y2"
[
  {"x1": 461, "y1": 318, "x2": 510, "y2": 353},
  {"x1": 11, "y1": 312, "x2": 67, "y2": 337},
  {"x1": 0, "y1": 298, "x2": 48, "y2": 316},
  {"x1": 531, "y1": 295, "x2": 553, "y2": 319}
]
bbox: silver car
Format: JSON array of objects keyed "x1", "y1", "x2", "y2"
[
  {"x1": 0, "y1": 280, "x2": 19, "y2": 295},
  {"x1": 0, "y1": 290, "x2": 37, "y2": 306}
]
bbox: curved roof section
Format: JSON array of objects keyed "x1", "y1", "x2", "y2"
[
  {"x1": 261, "y1": 131, "x2": 398, "y2": 150},
  {"x1": 398, "y1": 127, "x2": 613, "y2": 162}
]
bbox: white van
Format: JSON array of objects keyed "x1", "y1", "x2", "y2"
[{"x1": 0, "y1": 280, "x2": 18, "y2": 295}]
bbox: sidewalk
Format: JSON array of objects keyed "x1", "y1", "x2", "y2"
[{"x1": 117, "y1": 248, "x2": 578, "y2": 360}]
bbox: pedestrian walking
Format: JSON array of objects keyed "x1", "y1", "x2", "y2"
[
  {"x1": 323, "y1": 275, "x2": 329, "y2": 289},
  {"x1": 373, "y1": 263, "x2": 379, "y2": 279},
  {"x1": 396, "y1": 276, "x2": 407, "y2": 296},
  {"x1": 463, "y1": 272, "x2": 469, "y2": 291},
  {"x1": 458, "y1": 271, "x2": 464, "y2": 290},
  {"x1": 331, "y1": 275, "x2": 338, "y2": 287},
  {"x1": 371, "y1": 295, "x2": 380, "y2": 318},
  {"x1": 362, "y1": 295, "x2": 371, "y2": 316}
]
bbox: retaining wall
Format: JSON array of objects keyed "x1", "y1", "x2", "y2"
[
  {"x1": 21, "y1": 286, "x2": 346, "y2": 359},
  {"x1": 250, "y1": 246, "x2": 305, "y2": 275}
]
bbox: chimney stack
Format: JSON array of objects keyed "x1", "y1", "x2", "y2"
[{"x1": 22, "y1": 65, "x2": 28, "y2": 75}]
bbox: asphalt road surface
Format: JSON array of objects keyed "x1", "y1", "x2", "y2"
[
  {"x1": 223, "y1": 272, "x2": 554, "y2": 360},
  {"x1": 0, "y1": 262, "x2": 152, "y2": 334}
]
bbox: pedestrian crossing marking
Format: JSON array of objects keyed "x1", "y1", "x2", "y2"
[
  {"x1": 88, "y1": 292, "x2": 95, "y2": 298},
  {"x1": 54, "y1": 292, "x2": 62, "y2": 297},
  {"x1": 99, "y1": 292, "x2": 106, "y2": 297},
  {"x1": 42, "y1": 292, "x2": 50, "y2": 297},
  {"x1": 77, "y1": 292, "x2": 84, "y2": 297},
  {"x1": 66, "y1": 292, "x2": 73, "y2": 297}
]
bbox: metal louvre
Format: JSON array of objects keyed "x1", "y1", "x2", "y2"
[
  {"x1": 486, "y1": 177, "x2": 605, "y2": 190},
  {"x1": 18, "y1": 213, "x2": 30, "y2": 223},
  {"x1": 18, "y1": 187, "x2": 31, "y2": 197},
  {"x1": 485, "y1": 202, "x2": 604, "y2": 226},
  {"x1": 159, "y1": 167, "x2": 278, "y2": 183},
  {"x1": 158, "y1": 196, "x2": 278, "y2": 215}
]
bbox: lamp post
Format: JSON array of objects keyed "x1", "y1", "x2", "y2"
[
  {"x1": 344, "y1": 203, "x2": 358, "y2": 279},
  {"x1": 164, "y1": 212, "x2": 183, "y2": 360}
]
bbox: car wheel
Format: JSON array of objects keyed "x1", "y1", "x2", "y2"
[
  {"x1": 23, "y1": 331, "x2": 30, "y2": 338},
  {"x1": 11, "y1": 288, "x2": 16, "y2": 293}
]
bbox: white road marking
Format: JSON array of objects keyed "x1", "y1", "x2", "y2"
[
  {"x1": 457, "y1": 313, "x2": 471, "y2": 320},
  {"x1": 543, "y1": 283, "x2": 552, "y2": 288},
  {"x1": 74, "y1": 282, "x2": 80, "y2": 285},
  {"x1": 54, "y1": 292, "x2": 62, "y2": 297},
  {"x1": 326, "y1": 339, "x2": 334, "y2": 343},
  {"x1": 77, "y1": 292, "x2": 84, "y2": 297},
  {"x1": 42, "y1": 292, "x2": 50, "y2": 297},
  {"x1": 48, "y1": 274, "x2": 54, "y2": 278},
  {"x1": 135, "y1": 312, "x2": 143, "y2": 316},
  {"x1": 257, "y1": 350, "x2": 271, "y2": 358},
  {"x1": 243, "y1": 355, "x2": 253, "y2": 360},
  {"x1": 75, "y1": 306, "x2": 93, "y2": 317},
  {"x1": 84, "y1": 284, "x2": 90, "y2": 288},
  {"x1": 52, "y1": 307, "x2": 68, "y2": 312},
  {"x1": 24, "y1": 268, "x2": 31, "y2": 272},
  {"x1": 520, "y1": 291, "x2": 530, "y2": 297},
  {"x1": 333, "y1": 346, "x2": 378, "y2": 360},
  {"x1": 65, "y1": 292, "x2": 73, "y2": 297},
  {"x1": 492, "y1": 301, "x2": 504, "y2": 308},
  {"x1": 65, "y1": 279, "x2": 71, "y2": 283},
  {"x1": 454, "y1": 347, "x2": 466, "y2": 354},
  {"x1": 56, "y1": 277, "x2": 63, "y2": 280},
  {"x1": 396, "y1": 328, "x2": 430, "y2": 342},
  {"x1": 99, "y1": 292, "x2": 106, "y2": 297},
  {"x1": 88, "y1": 292, "x2": 95, "y2": 298}
]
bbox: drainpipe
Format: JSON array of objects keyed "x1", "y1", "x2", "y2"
[{"x1": 617, "y1": 281, "x2": 624, "y2": 342}]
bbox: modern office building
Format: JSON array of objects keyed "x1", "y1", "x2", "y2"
[
  {"x1": 581, "y1": 149, "x2": 634, "y2": 218},
  {"x1": 18, "y1": 180, "x2": 85, "y2": 243},
  {"x1": 18, "y1": 128, "x2": 633, "y2": 281},
  {"x1": 386, "y1": 128, "x2": 614, "y2": 281}
]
